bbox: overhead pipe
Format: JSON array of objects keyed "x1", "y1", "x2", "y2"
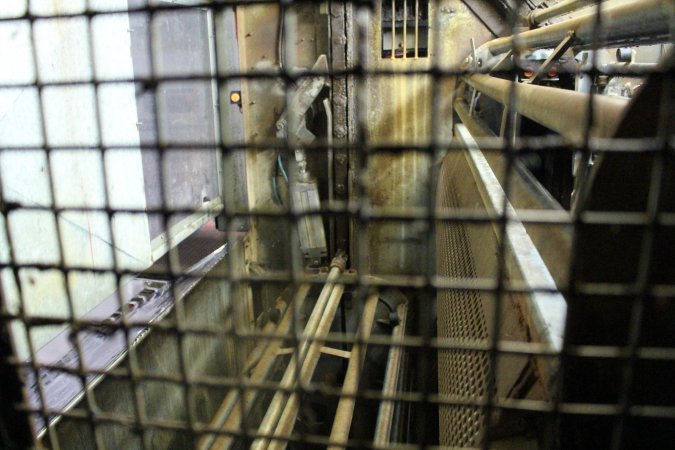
[
  {"x1": 475, "y1": 0, "x2": 672, "y2": 66},
  {"x1": 327, "y1": 293, "x2": 380, "y2": 450},
  {"x1": 528, "y1": 0, "x2": 595, "y2": 26},
  {"x1": 461, "y1": 73, "x2": 628, "y2": 144}
]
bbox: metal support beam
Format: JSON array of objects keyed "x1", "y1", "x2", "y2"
[{"x1": 456, "y1": 124, "x2": 567, "y2": 354}]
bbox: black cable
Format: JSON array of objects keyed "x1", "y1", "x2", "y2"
[
  {"x1": 377, "y1": 297, "x2": 394, "y2": 313},
  {"x1": 277, "y1": 5, "x2": 297, "y2": 87},
  {"x1": 277, "y1": 5, "x2": 285, "y2": 73},
  {"x1": 271, "y1": 154, "x2": 283, "y2": 205}
]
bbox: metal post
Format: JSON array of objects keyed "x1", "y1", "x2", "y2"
[
  {"x1": 402, "y1": 0, "x2": 407, "y2": 59},
  {"x1": 414, "y1": 0, "x2": 419, "y2": 59},
  {"x1": 391, "y1": 0, "x2": 396, "y2": 59}
]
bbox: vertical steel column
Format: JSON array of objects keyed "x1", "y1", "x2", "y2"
[{"x1": 329, "y1": 0, "x2": 352, "y2": 257}]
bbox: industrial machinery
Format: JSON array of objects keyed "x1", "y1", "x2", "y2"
[{"x1": 0, "y1": 0, "x2": 673, "y2": 449}]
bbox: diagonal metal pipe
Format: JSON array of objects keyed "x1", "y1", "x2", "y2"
[
  {"x1": 199, "y1": 285, "x2": 310, "y2": 450},
  {"x1": 258, "y1": 284, "x2": 347, "y2": 450},
  {"x1": 251, "y1": 253, "x2": 347, "y2": 450},
  {"x1": 327, "y1": 293, "x2": 379, "y2": 450}
]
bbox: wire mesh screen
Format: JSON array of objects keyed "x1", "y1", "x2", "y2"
[{"x1": 0, "y1": 1, "x2": 673, "y2": 449}]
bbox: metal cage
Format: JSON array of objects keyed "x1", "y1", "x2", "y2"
[{"x1": 0, "y1": 0, "x2": 673, "y2": 449}]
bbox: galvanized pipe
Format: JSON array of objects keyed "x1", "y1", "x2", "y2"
[
  {"x1": 373, "y1": 302, "x2": 408, "y2": 446},
  {"x1": 262, "y1": 284, "x2": 347, "y2": 450},
  {"x1": 200, "y1": 285, "x2": 310, "y2": 450},
  {"x1": 327, "y1": 293, "x2": 379, "y2": 450},
  {"x1": 252, "y1": 254, "x2": 347, "y2": 450},
  {"x1": 479, "y1": 0, "x2": 672, "y2": 60},
  {"x1": 529, "y1": 0, "x2": 595, "y2": 26},
  {"x1": 461, "y1": 73, "x2": 628, "y2": 143}
]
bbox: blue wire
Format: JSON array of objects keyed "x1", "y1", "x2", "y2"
[{"x1": 278, "y1": 154, "x2": 289, "y2": 183}]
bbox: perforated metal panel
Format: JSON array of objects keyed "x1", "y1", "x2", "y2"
[{"x1": 436, "y1": 155, "x2": 491, "y2": 447}]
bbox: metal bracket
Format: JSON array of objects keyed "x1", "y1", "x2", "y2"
[
  {"x1": 275, "y1": 54, "x2": 329, "y2": 148},
  {"x1": 277, "y1": 346, "x2": 351, "y2": 359},
  {"x1": 489, "y1": 49, "x2": 514, "y2": 74},
  {"x1": 523, "y1": 30, "x2": 575, "y2": 84}
]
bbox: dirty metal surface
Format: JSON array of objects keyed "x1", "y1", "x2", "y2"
[
  {"x1": 26, "y1": 222, "x2": 231, "y2": 436},
  {"x1": 236, "y1": 3, "x2": 326, "y2": 273},
  {"x1": 436, "y1": 146, "x2": 535, "y2": 447},
  {"x1": 330, "y1": 0, "x2": 352, "y2": 258},
  {"x1": 361, "y1": 0, "x2": 494, "y2": 276},
  {"x1": 52, "y1": 238, "x2": 248, "y2": 450}
]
